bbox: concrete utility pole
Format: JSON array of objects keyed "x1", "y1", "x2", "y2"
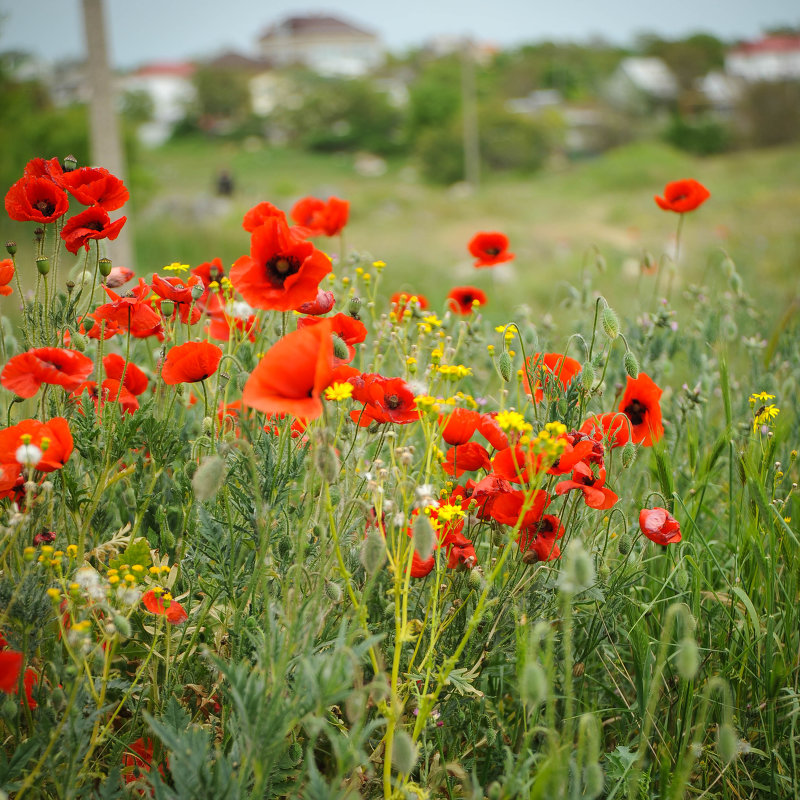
[
  {"x1": 461, "y1": 40, "x2": 480, "y2": 189},
  {"x1": 81, "y1": 0, "x2": 135, "y2": 270}
]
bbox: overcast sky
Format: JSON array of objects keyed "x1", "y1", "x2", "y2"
[{"x1": 2, "y1": 0, "x2": 798, "y2": 69}]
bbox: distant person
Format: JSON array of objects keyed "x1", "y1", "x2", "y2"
[{"x1": 216, "y1": 169, "x2": 234, "y2": 197}]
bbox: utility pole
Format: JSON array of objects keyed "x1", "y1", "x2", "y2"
[
  {"x1": 81, "y1": 0, "x2": 135, "y2": 270},
  {"x1": 461, "y1": 39, "x2": 480, "y2": 189}
]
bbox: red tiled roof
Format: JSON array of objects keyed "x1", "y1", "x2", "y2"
[
  {"x1": 731, "y1": 36, "x2": 800, "y2": 55},
  {"x1": 260, "y1": 14, "x2": 376, "y2": 41},
  {"x1": 132, "y1": 62, "x2": 196, "y2": 78}
]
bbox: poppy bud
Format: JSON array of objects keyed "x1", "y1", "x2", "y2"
[
  {"x1": 485, "y1": 727, "x2": 498, "y2": 745},
  {"x1": 218, "y1": 371, "x2": 230, "y2": 389},
  {"x1": 288, "y1": 742, "x2": 303, "y2": 764},
  {"x1": 617, "y1": 533, "x2": 632, "y2": 555},
  {"x1": 580, "y1": 361, "x2": 595, "y2": 391},
  {"x1": 36, "y1": 256, "x2": 50, "y2": 276},
  {"x1": 99, "y1": 258, "x2": 113, "y2": 278},
  {"x1": 324, "y1": 580, "x2": 343, "y2": 603},
  {"x1": 468, "y1": 567, "x2": 485, "y2": 590},
  {"x1": 676, "y1": 636, "x2": 700, "y2": 681},
  {"x1": 66, "y1": 280, "x2": 75, "y2": 294},
  {"x1": 487, "y1": 782, "x2": 502, "y2": 800},
  {"x1": 63, "y1": 154, "x2": 78, "y2": 171},
  {"x1": 717, "y1": 724, "x2": 739, "y2": 763},
  {"x1": 621, "y1": 441, "x2": 637, "y2": 469},
  {"x1": 160, "y1": 526, "x2": 175, "y2": 550},
  {"x1": 314, "y1": 444, "x2": 339, "y2": 484},
  {"x1": 1, "y1": 697, "x2": 18, "y2": 723},
  {"x1": 348, "y1": 296, "x2": 361, "y2": 317},
  {"x1": 113, "y1": 613, "x2": 132, "y2": 638},
  {"x1": 332, "y1": 334, "x2": 349, "y2": 361},
  {"x1": 602, "y1": 306, "x2": 620, "y2": 339},
  {"x1": 583, "y1": 763, "x2": 604, "y2": 798},
  {"x1": 5, "y1": 241, "x2": 16, "y2": 256},
  {"x1": 360, "y1": 526, "x2": 386, "y2": 574},
  {"x1": 562, "y1": 539, "x2": 594, "y2": 592},
  {"x1": 192, "y1": 455, "x2": 225, "y2": 501},
  {"x1": 391, "y1": 730, "x2": 418, "y2": 775},
  {"x1": 623, "y1": 351, "x2": 639, "y2": 379},
  {"x1": 412, "y1": 513, "x2": 435, "y2": 561},
  {"x1": 674, "y1": 566, "x2": 689, "y2": 590},
  {"x1": 519, "y1": 661, "x2": 547, "y2": 706},
  {"x1": 497, "y1": 351, "x2": 513, "y2": 382}
]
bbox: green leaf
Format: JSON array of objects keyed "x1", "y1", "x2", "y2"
[{"x1": 109, "y1": 537, "x2": 152, "y2": 572}]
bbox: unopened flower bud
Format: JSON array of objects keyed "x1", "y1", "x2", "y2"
[
  {"x1": 218, "y1": 371, "x2": 230, "y2": 389},
  {"x1": 562, "y1": 539, "x2": 595, "y2": 592},
  {"x1": 360, "y1": 526, "x2": 386, "y2": 574},
  {"x1": 581, "y1": 361, "x2": 595, "y2": 391},
  {"x1": 332, "y1": 334, "x2": 349, "y2": 361},
  {"x1": 717, "y1": 724, "x2": 738, "y2": 763},
  {"x1": 617, "y1": 533, "x2": 632, "y2": 555},
  {"x1": 674, "y1": 566, "x2": 689, "y2": 591},
  {"x1": 112, "y1": 613, "x2": 132, "y2": 639},
  {"x1": 66, "y1": 280, "x2": 75, "y2": 294},
  {"x1": 71, "y1": 333, "x2": 87, "y2": 352},
  {"x1": 519, "y1": 661, "x2": 547, "y2": 707},
  {"x1": 192, "y1": 454, "x2": 225, "y2": 501},
  {"x1": 412, "y1": 513, "x2": 435, "y2": 561},
  {"x1": 602, "y1": 306, "x2": 620, "y2": 339},
  {"x1": 324, "y1": 580, "x2": 343, "y2": 603},
  {"x1": 623, "y1": 351, "x2": 640, "y2": 379},
  {"x1": 36, "y1": 256, "x2": 50, "y2": 276},
  {"x1": 583, "y1": 763, "x2": 604, "y2": 798},
  {"x1": 676, "y1": 637, "x2": 700, "y2": 681},
  {"x1": 99, "y1": 258, "x2": 113, "y2": 277},
  {"x1": 313, "y1": 444, "x2": 339, "y2": 483},
  {"x1": 63, "y1": 154, "x2": 78, "y2": 171},
  {"x1": 497, "y1": 351, "x2": 513, "y2": 382},
  {"x1": 621, "y1": 441, "x2": 637, "y2": 468},
  {"x1": 391, "y1": 730, "x2": 418, "y2": 775},
  {"x1": 5, "y1": 241, "x2": 16, "y2": 256}
]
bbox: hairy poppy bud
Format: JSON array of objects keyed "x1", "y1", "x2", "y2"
[
  {"x1": 617, "y1": 533, "x2": 632, "y2": 555},
  {"x1": 218, "y1": 371, "x2": 230, "y2": 389},
  {"x1": 583, "y1": 763, "x2": 604, "y2": 798},
  {"x1": 288, "y1": 742, "x2": 303, "y2": 763},
  {"x1": 468, "y1": 567, "x2": 485, "y2": 590},
  {"x1": 412, "y1": 513, "x2": 435, "y2": 561},
  {"x1": 674, "y1": 566, "x2": 689, "y2": 591},
  {"x1": 519, "y1": 661, "x2": 547, "y2": 707},
  {"x1": 324, "y1": 580, "x2": 343, "y2": 603},
  {"x1": 717, "y1": 724, "x2": 739, "y2": 763},
  {"x1": 497, "y1": 351, "x2": 513, "y2": 382},
  {"x1": 602, "y1": 306, "x2": 620, "y2": 339},
  {"x1": 621, "y1": 441, "x2": 637, "y2": 469},
  {"x1": 192, "y1": 455, "x2": 225, "y2": 501},
  {"x1": 63, "y1": 154, "x2": 78, "y2": 171},
  {"x1": 5, "y1": 241, "x2": 16, "y2": 256},
  {"x1": 360, "y1": 526, "x2": 386, "y2": 574},
  {"x1": 99, "y1": 258, "x2": 113, "y2": 278},
  {"x1": 562, "y1": 539, "x2": 595, "y2": 592},
  {"x1": 314, "y1": 444, "x2": 339, "y2": 483},
  {"x1": 391, "y1": 730, "x2": 418, "y2": 775},
  {"x1": 623, "y1": 351, "x2": 640, "y2": 379},
  {"x1": 332, "y1": 334, "x2": 349, "y2": 361},
  {"x1": 581, "y1": 361, "x2": 595, "y2": 391},
  {"x1": 113, "y1": 613, "x2": 132, "y2": 638},
  {"x1": 70, "y1": 333, "x2": 87, "y2": 352},
  {"x1": 676, "y1": 637, "x2": 700, "y2": 680},
  {"x1": 36, "y1": 256, "x2": 50, "y2": 276}
]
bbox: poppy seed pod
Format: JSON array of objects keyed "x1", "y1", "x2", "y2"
[
  {"x1": 63, "y1": 154, "x2": 78, "y2": 172},
  {"x1": 191, "y1": 283, "x2": 204, "y2": 301},
  {"x1": 99, "y1": 258, "x2": 113, "y2": 277},
  {"x1": 348, "y1": 296, "x2": 361, "y2": 317},
  {"x1": 5, "y1": 241, "x2": 16, "y2": 256},
  {"x1": 36, "y1": 256, "x2": 50, "y2": 276}
]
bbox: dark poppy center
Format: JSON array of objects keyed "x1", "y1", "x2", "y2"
[
  {"x1": 386, "y1": 394, "x2": 401, "y2": 409},
  {"x1": 536, "y1": 518, "x2": 554, "y2": 534},
  {"x1": 624, "y1": 399, "x2": 646, "y2": 426},
  {"x1": 34, "y1": 199, "x2": 55, "y2": 217},
  {"x1": 485, "y1": 247, "x2": 500, "y2": 256},
  {"x1": 84, "y1": 220, "x2": 105, "y2": 232},
  {"x1": 266, "y1": 255, "x2": 301, "y2": 287}
]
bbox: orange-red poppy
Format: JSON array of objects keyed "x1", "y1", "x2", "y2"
[
  {"x1": 390, "y1": 292, "x2": 428, "y2": 318},
  {"x1": 242, "y1": 320, "x2": 335, "y2": 420},
  {"x1": 298, "y1": 289, "x2": 336, "y2": 316},
  {"x1": 639, "y1": 507, "x2": 681, "y2": 545},
  {"x1": 0, "y1": 259, "x2": 14, "y2": 296},
  {"x1": 0, "y1": 417, "x2": 73, "y2": 472},
  {"x1": 142, "y1": 589, "x2": 188, "y2": 624},
  {"x1": 468, "y1": 231, "x2": 514, "y2": 268},
  {"x1": 477, "y1": 412, "x2": 509, "y2": 451},
  {"x1": 290, "y1": 196, "x2": 349, "y2": 237},
  {"x1": 207, "y1": 313, "x2": 260, "y2": 343},
  {"x1": 349, "y1": 373, "x2": 420, "y2": 426},
  {"x1": 161, "y1": 341, "x2": 223, "y2": 385},
  {"x1": 654, "y1": 179, "x2": 710, "y2": 213},
  {"x1": 1, "y1": 347, "x2": 94, "y2": 398},
  {"x1": 517, "y1": 514, "x2": 564, "y2": 561},
  {"x1": 242, "y1": 201, "x2": 287, "y2": 233},
  {"x1": 524, "y1": 352, "x2": 582, "y2": 402},
  {"x1": 297, "y1": 311, "x2": 367, "y2": 364},
  {"x1": 555, "y1": 462, "x2": 618, "y2": 509},
  {"x1": 442, "y1": 442, "x2": 491, "y2": 477},
  {"x1": 5, "y1": 175, "x2": 69, "y2": 224},
  {"x1": 447, "y1": 286, "x2": 487, "y2": 314},
  {"x1": 579, "y1": 412, "x2": 630, "y2": 449},
  {"x1": 93, "y1": 279, "x2": 162, "y2": 338},
  {"x1": 59, "y1": 166, "x2": 129, "y2": 211},
  {"x1": 151, "y1": 274, "x2": 202, "y2": 305},
  {"x1": 440, "y1": 408, "x2": 480, "y2": 446},
  {"x1": 618, "y1": 372, "x2": 663, "y2": 446},
  {"x1": 0, "y1": 650, "x2": 37, "y2": 707},
  {"x1": 105, "y1": 266, "x2": 134, "y2": 288},
  {"x1": 103, "y1": 353, "x2": 148, "y2": 396},
  {"x1": 229, "y1": 217, "x2": 332, "y2": 311},
  {"x1": 60, "y1": 206, "x2": 127, "y2": 254}
]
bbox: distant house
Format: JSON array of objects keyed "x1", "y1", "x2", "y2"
[
  {"x1": 726, "y1": 35, "x2": 800, "y2": 82},
  {"x1": 257, "y1": 14, "x2": 383, "y2": 77},
  {"x1": 118, "y1": 62, "x2": 196, "y2": 146},
  {"x1": 605, "y1": 57, "x2": 678, "y2": 114}
]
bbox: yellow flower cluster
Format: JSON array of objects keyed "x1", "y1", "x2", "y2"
[
  {"x1": 435, "y1": 364, "x2": 472, "y2": 380},
  {"x1": 750, "y1": 392, "x2": 780, "y2": 431},
  {"x1": 528, "y1": 421, "x2": 569, "y2": 458},
  {"x1": 324, "y1": 382, "x2": 355, "y2": 402},
  {"x1": 495, "y1": 409, "x2": 532, "y2": 434},
  {"x1": 163, "y1": 262, "x2": 190, "y2": 273}
]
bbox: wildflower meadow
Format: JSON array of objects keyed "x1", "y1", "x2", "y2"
[{"x1": 0, "y1": 154, "x2": 798, "y2": 799}]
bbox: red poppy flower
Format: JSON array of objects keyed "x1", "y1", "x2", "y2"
[
  {"x1": 524, "y1": 353, "x2": 582, "y2": 402},
  {"x1": 191, "y1": 257, "x2": 226, "y2": 289},
  {"x1": 555, "y1": 462, "x2": 618, "y2": 510},
  {"x1": 242, "y1": 201, "x2": 287, "y2": 233},
  {"x1": 122, "y1": 737, "x2": 167, "y2": 785},
  {"x1": 442, "y1": 442, "x2": 491, "y2": 477},
  {"x1": 5, "y1": 175, "x2": 69, "y2": 223},
  {"x1": 60, "y1": 206, "x2": 126, "y2": 254},
  {"x1": 468, "y1": 473, "x2": 514, "y2": 520},
  {"x1": 518, "y1": 514, "x2": 565, "y2": 562},
  {"x1": 93, "y1": 279, "x2": 162, "y2": 338},
  {"x1": 151, "y1": 274, "x2": 202, "y2": 305},
  {"x1": 349, "y1": 373, "x2": 420, "y2": 427},
  {"x1": 618, "y1": 372, "x2": 663, "y2": 447},
  {"x1": 161, "y1": 341, "x2": 222, "y2": 386},
  {"x1": 298, "y1": 312, "x2": 367, "y2": 364},
  {"x1": 447, "y1": 286, "x2": 487, "y2": 314},
  {"x1": 405, "y1": 504, "x2": 477, "y2": 577},
  {"x1": 580, "y1": 412, "x2": 630, "y2": 449},
  {"x1": 391, "y1": 292, "x2": 428, "y2": 318},
  {"x1": 290, "y1": 196, "x2": 349, "y2": 237},
  {"x1": 298, "y1": 289, "x2": 336, "y2": 316},
  {"x1": 639, "y1": 507, "x2": 682, "y2": 545},
  {"x1": 468, "y1": 231, "x2": 514, "y2": 268},
  {"x1": 24, "y1": 156, "x2": 64, "y2": 183},
  {"x1": 103, "y1": 353, "x2": 148, "y2": 396},
  {"x1": 142, "y1": 589, "x2": 188, "y2": 624},
  {"x1": 477, "y1": 413, "x2": 509, "y2": 451},
  {"x1": 0, "y1": 259, "x2": 14, "y2": 296},
  {"x1": 1, "y1": 347, "x2": 94, "y2": 398},
  {"x1": 59, "y1": 166, "x2": 129, "y2": 211},
  {"x1": 105, "y1": 266, "x2": 134, "y2": 288},
  {"x1": 654, "y1": 179, "x2": 710, "y2": 214},
  {"x1": 0, "y1": 650, "x2": 36, "y2": 708},
  {"x1": 208, "y1": 313, "x2": 260, "y2": 343},
  {"x1": 243, "y1": 320, "x2": 334, "y2": 420},
  {"x1": 0, "y1": 417, "x2": 73, "y2": 472},
  {"x1": 230, "y1": 217, "x2": 332, "y2": 311},
  {"x1": 487, "y1": 488, "x2": 550, "y2": 529},
  {"x1": 440, "y1": 408, "x2": 480, "y2": 446}
]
